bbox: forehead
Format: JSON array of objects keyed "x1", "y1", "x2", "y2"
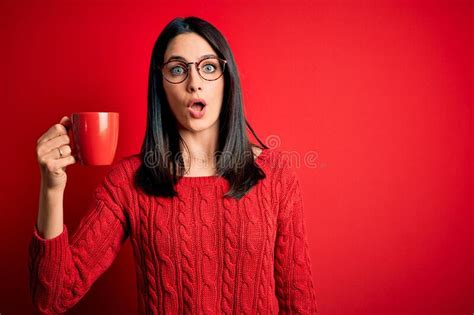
[{"x1": 164, "y1": 32, "x2": 218, "y2": 62}]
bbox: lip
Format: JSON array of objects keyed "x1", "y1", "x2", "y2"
[
  {"x1": 187, "y1": 98, "x2": 207, "y2": 108},
  {"x1": 188, "y1": 103, "x2": 207, "y2": 119}
]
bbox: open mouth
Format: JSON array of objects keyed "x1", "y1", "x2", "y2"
[
  {"x1": 188, "y1": 100, "x2": 207, "y2": 119},
  {"x1": 190, "y1": 102, "x2": 206, "y2": 112}
]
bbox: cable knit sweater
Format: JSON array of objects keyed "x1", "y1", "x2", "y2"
[{"x1": 28, "y1": 148, "x2": 318, "y2": 314}]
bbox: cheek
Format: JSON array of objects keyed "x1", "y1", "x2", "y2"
[
  {"x1": 213, "y1": 81, "x2": 225, "y2": 109},
  {"x1": 163, "y1": 84, "x2": 182, "y2": 107},
  {"x1": 162, "y1": 85, "x2": 185, "y2": 119}
]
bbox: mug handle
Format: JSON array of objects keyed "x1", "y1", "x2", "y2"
[{"x1": 66, "y1": 116, "x2": 77, "y2": 160}]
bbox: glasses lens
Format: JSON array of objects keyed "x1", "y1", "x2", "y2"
[
  {"x1": 198, "y1": 58, "x2": 225, "y2": 81},
  {"x1": 162, "y1": 61, "x2": 188, "y2": 83}
]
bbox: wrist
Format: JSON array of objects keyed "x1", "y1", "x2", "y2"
[{"x1": 40, "y1": 179, "x2": 65, "y2": 194}]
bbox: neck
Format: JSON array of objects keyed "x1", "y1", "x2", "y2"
[{"x1": 178, "y1": 123, "x2": 219, "y2": 176}]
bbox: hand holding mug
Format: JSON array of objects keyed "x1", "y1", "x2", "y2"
[
  {"x1": 36, "y1": 112, "x2": 119, "y2": 191},
  {"x1": 36, "y1": 116, "x2": 76, "y2": 191}
]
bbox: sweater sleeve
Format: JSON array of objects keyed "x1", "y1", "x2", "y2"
[
  {"x1": 28, "y1": 161, "x2": 131, "y2": 314},
  {"x1": 274, "y1": 157, "x2": 319, "y2": 314}
]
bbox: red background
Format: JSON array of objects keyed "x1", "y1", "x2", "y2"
[{"x1": 1, "y1": 0, "x2": 472, "y2": 314}]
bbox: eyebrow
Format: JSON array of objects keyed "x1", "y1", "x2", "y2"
[{"x1": 165, "y1": 54, "x2": 218, "y2": 63}]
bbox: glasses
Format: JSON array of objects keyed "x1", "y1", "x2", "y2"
[{"x1": 158, "y1": 57, "x2": 227, "y2": 84}]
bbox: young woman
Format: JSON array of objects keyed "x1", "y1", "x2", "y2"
[{"x1": 29, "y1": 16, "x2": 318, "y2": 314}]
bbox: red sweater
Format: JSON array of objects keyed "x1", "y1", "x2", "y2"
[{"x1": 28, "y1": 148, "x2": 318, "y2": 314}]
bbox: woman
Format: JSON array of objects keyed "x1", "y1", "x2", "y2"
[{"x1": 29, "y1": 16, "x2": 318, "y2": 314}]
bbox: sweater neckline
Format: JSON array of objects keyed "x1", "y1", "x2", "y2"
[{"x1": 175, "y1": 148, "x2": 270, "y2": 187}]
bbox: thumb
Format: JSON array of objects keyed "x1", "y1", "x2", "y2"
[{"x1": 59, "y1": 116, "x2": 71, "y2": 128}]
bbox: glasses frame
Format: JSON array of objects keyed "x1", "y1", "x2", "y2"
[{"x1": 158, "y1": 57, "x2": 228, "y2": 84}]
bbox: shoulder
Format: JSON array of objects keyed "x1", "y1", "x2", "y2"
[
  {"x1": 253, "y1": 146, "x2": 294, "y2": 173},
  {"x1": 250, "y1": 144, "x2": 280, "y2": 164},
  {"x1": 252, "y1": 146, "x2": 299, "y2": 187},
  {"x1": 267, "y1": 150, "x2": 304, "y2": 211}
]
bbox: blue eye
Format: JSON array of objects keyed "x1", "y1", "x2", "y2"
[
  {"x1": 202, "y1": 64, "x2": 216, "y2": 73},
  {"x1": 171, "y1": 65, "x2": 186, "y2": 76}
]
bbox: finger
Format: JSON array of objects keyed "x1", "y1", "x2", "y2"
[
  {"x1": 37, "y1": 117, "x2": 70, "y2": 145},
  {"x1": 59, "y1": 116, "x2": 72, "y2": 129},
  {"x1": 37, "y1": 134, "x2": 70, "y2": 157},
  {"x1": 38, "y1": 145, "x2": 71, "y2": 166},
  {"x1": 37, "y1": 124, "x2": 68, "y2": 145},
  {"x1": 43, "y1": 155, "x2": 76, "y2": 175},
  {"x1": 57, "y1": 155, "x2": 76, "y2": 169},
  {"x1": 56, "y1": 145, "x2": 72, "y2": 159},
  {"x1": 40, "y1": 153, "x2": 76, "y2": 172}
]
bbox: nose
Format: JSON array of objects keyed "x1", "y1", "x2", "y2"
[{"x1": 186, "y1": 62, "x2": 202, "y2": 92}]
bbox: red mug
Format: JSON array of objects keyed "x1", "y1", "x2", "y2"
[{"x1": 68, "y1": 112, "x2": 119, "y2": 166}]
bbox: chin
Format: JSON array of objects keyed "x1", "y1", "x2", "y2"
[{"x1": 182, "y1": 119, "x2": 215, "y2": 132}]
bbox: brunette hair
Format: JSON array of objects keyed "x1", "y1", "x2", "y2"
[{"x1": 134, "y1": 16, "x2": 268, "y2": 199}]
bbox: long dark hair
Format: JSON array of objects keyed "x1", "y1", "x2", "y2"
[{"x1": 134, "y1": 16, "x2": 268, "y2": 199}]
